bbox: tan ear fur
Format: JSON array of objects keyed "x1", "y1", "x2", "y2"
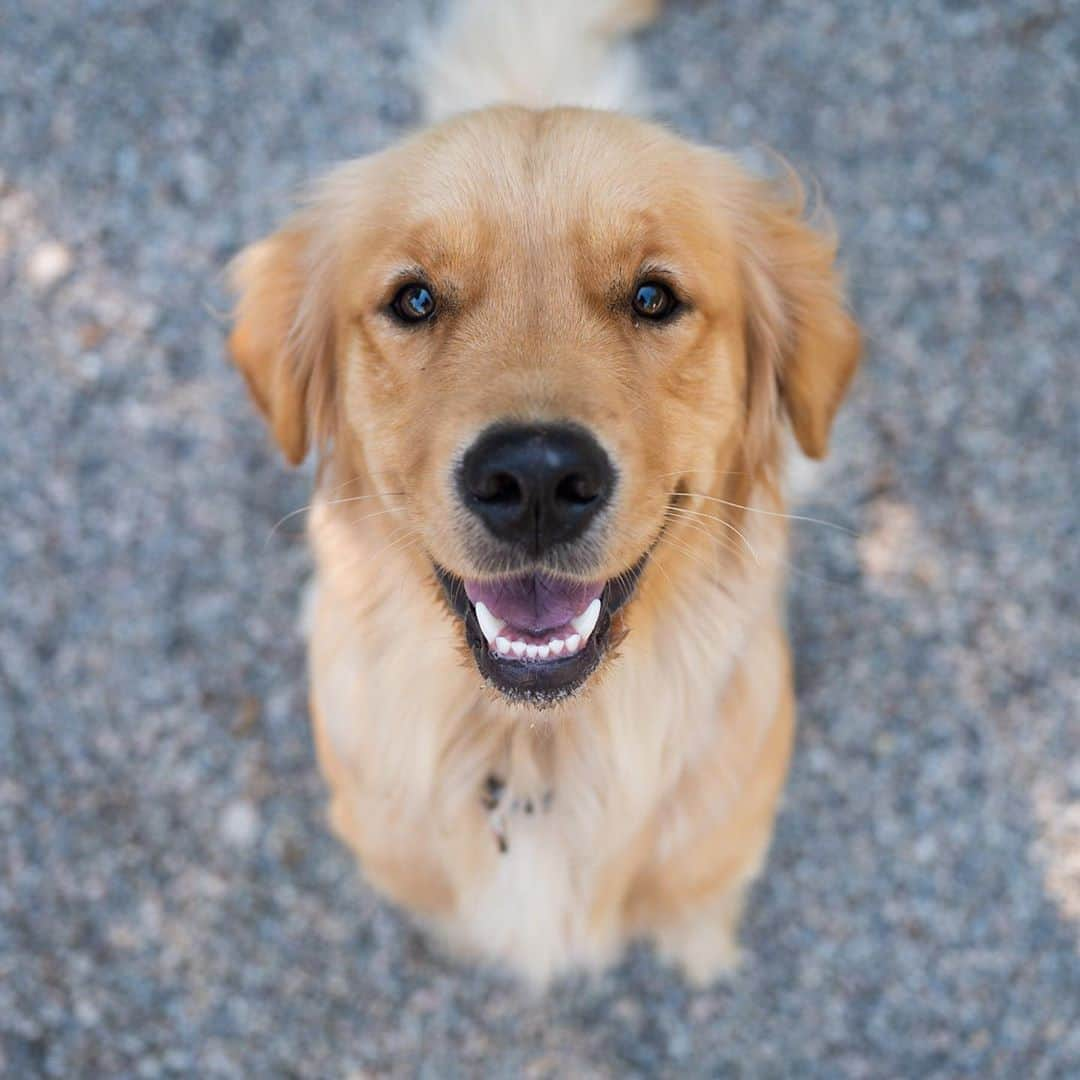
[
  {"x1": 227, "y1": 222, "x2": 337, "y2": 466},
  {"x1": 740, "y1": 170, "x2": 860, "y2": 461}
]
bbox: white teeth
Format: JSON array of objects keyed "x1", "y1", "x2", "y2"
[
  {"x1": 570, "y1": 598, "x2": 601, "y2": 641},
  {"x1": 489, "y1": 604, "x2": 599, "y2": 663},
  {"x1": 474, "y1": 602, "x2": 506, "y2": 644},
  {"x1": 494, "y1": 636, "x2": 578, "y2": 661}
]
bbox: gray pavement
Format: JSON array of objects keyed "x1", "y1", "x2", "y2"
[{"x1": 1, "y1": 1, "x2": 1078, "y2": 1075}]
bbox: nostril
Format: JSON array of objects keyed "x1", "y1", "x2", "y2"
[
  {"x1": 473, "y1": 470, "x2": 523, "y2": 505},
  {"x1": 556, "y1": 473, "x2": 599, "y2": 506},
  {"x1": 460, "y1": 423, "x2": 613, "y2": 550}
]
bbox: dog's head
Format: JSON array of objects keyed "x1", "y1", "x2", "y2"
[{"x1": 229, "y1": 107, "x2": 858, "y2": 706}]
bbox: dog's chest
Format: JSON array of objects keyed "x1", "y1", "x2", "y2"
[{"x1": 448, "y1": 766, "x2": 619, "y2": 980}]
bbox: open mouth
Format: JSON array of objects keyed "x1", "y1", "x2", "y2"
[{"x1": 435, "y1": 555, "x2": 649, "y2": 706}]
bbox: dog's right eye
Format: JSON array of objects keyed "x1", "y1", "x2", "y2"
[
  {"x1": 632, "y1": 281, "x2": 678, "y2": 321},
  {"x1": 391, "y1": 283, "x2": 437, "y2": 324}
]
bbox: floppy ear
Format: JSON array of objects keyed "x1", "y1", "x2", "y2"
[
  {"x1": 740, "y1": 172, "x2": 860, "y2": 460},
  {"x1": 227, "y1": 219, "x2": 337, "y2": 465}
]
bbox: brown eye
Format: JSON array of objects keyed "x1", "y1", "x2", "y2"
[
  {"x1": 632, "y1": 281, "x2": 677, "y2": 321},
  {"x1": 391, "y1": 283, "x2": 436, "y2": 323}
]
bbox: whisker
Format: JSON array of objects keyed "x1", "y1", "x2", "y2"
[
  {"x1": 649, "y1": 468, "x2": 747, "y2": 482},
  {"x1": 344, "y1": 524, "x2": 424, "y2": 567},
  {"x1": 666, "y1": 507, "x2": 861, "y2": 593},
  {"x1": 655, "y1": 521, "x2": 726, "y2": 578},
  {"x1": 337, "y1": 506, "x2": 410, "y2": 535},
  {"x1": 264, "y1": 490, "x2": 406, "y2": 546},
  {"x1": 663, "y1": 509, "x2": 747, "y2": 563},
  {"x1": 319, "y1": 474, "x2": 378, "y2": 500},
  {"x1": 663, "y1": 523, "x2": 745, "y2": 576},
  {"x1": 325, "y1": 490, "x2": 406, "y2": 507},
  {"x1": 664, "y1": 504, "x2": 760, "y2": 565},
  {"x1": 672, "y1": 489, "x2": 854, "y2": 536},
  {"x1": 655, "y1": 536, "x2": 720, "y2": 577},
  {"x1": 644, "y1": 551, "x2": 679, "y2": 600}
]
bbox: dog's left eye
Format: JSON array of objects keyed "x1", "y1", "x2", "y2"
[
  {"x1": 632, "y1": 281, "x2": 678, "y2": 321},
  {"x1": 391, "y1": 283, "x2": 437, "y2": 323}
]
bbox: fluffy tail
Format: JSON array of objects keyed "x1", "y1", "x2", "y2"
[{"x1": 416, "y1": 0, "x2": 660, "y2": 123}]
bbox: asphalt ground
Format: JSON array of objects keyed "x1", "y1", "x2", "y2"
[{"x1": 1, "y1": 1, "x2": 1077, "y2": 1075}]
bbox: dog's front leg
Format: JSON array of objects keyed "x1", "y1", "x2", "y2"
[{"x1": 626, "y1": 682, "x2": 796, "y2": 986}]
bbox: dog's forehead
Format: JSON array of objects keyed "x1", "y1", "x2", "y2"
[{"x1": 373, "y1": 108, "x2": 720, "y2": 272}]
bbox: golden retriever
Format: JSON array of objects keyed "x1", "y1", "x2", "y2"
[{"x1": 228, "y1": 0, "x2": 859, "y2": 985}]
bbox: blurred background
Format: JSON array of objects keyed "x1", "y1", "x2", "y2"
[{"x1": 1, "y1": 1, "x2": 1077, "y2": 1075}]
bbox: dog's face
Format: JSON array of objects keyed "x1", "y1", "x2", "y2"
[{"x1": 230, "y1": 107, "x2": 858, "y2": 706}]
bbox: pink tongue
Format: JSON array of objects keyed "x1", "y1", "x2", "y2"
[{"x1": 465, "y1": 574, "x2": 601, "y2": 634}]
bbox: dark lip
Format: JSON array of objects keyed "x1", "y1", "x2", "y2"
[{"x1": 434, "y1": 551, "x2": 651, "y2": 708}]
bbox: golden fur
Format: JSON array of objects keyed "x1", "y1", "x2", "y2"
[{"x1": 228, "y1": 4, "x2": 858, "y2": 985}]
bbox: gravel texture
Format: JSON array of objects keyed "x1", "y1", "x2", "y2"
[{"x1": 2, "y1": 1, "x2": 1078, "y2": 1075}]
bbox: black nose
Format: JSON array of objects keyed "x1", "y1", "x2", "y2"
[{"x1": 460, "y1": 424, "x2": 615, "y2": 554}]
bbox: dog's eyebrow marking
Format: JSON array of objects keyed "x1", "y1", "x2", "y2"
[
  {"x1": 384, "y1": 263, "x2": 431, "y2": 287},
  {"x1": 636, "y1": 260, "x2": 683, "y2": 282}
]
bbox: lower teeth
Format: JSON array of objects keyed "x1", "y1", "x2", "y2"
[
  {"x1": 495, "y1": 634, "x2": 581, "y2": 660},
  {"x1": 474, "y1": 598, "x2": 600, "y2": 661}
]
